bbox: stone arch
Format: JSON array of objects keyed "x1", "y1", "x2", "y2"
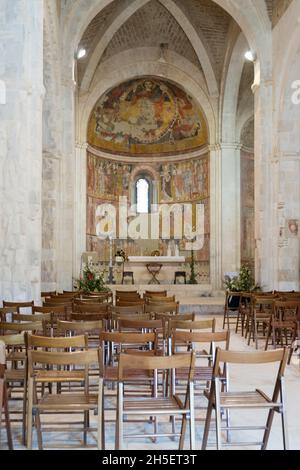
[
  {"x1": 222, "y1": 32, "x2": 249, "y2": 143},
  {"x1": 62, "y1": 0, "x2": 270, "y2": 85},
  {"x1": 78, "y1": 57, "x2": 216, "y2": 146}
]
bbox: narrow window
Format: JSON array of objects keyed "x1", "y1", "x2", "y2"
[{"x1": 136, "y1": 178, "x2": 150, "y2": 213}]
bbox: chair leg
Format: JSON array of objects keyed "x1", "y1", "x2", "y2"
[
  {"x1": 214, "y1": 379, "x2": 222, "y2": 450},
  {"x1": 3, "y1": 381, "x2": 13, "y2": 450},
  {"x1": 201, "y1": 389, "x2": 214, "y2": 450},
  {"x1": 189, "y1": 384, "x2": 195, "y2": 450},
  {"x1": 179, "y1": 414, "x2": 187, "y2": 450},
  {"x1": 22, "y1": 377, "x2": 27, "y2": 446},
  {"x1": 0, "y1": 377, "x2": 3, "y2": 443},
  {"x1": 26, "y1": 378, "x2": 34, "y2": 449},
  {"x1": 280, "y1": 378, "x2": 289, "y2": 450},
  {"x1": 261, "y1": 408, "x2": 275, "y2": 450},
  {"x1": 97, "y1": 378, "x2": 104, "y2": 450},
  {"x1": 33, "y1": 385, "x2": 43, "y2": 450}
]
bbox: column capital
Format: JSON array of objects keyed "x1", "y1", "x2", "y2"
[
  {"x1": 220, "y1": 142, "x2": 242, "y2": 151},
  {"x1": 75, "y1": 141, "x2": 88, "y2": 151}
]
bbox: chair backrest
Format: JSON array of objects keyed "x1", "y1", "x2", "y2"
[
  {"x1": 144, "y1": 291, "x2": 167, "y2": 297},
  {"x1": 27, "y1": 349, "x2": 100, "y2": 377},
  {"x1": 116, "y1": 300, "x2": 145, "y2": 307},
  {"x1": 26, "y1": 333, "x2": 88, "y2": 350},
  {"x1": 172, "y1": 330, "x2": 230, "y2": 356},
  {"x1": 146, "y1": 296, "x2": 176, "y2": 303},
  {"x1": 12, "y1": 312, "x2": 52, "y2": 323},
  {"x1": 71, "y1": 312, "x2": 109, "y2": 322},
  {"x1": 118, "y1": 351, "x2": 195, "y2": 381},
  {"x1": 116, "y1": 290, "x2": 139, "y2": 297},
  {"x1": 169, "y1": 318, "x2": 216, "y2": 333},
  {"x1": 43, "y1": 300, "x2": 73, "y2": 308},
  {"x1": 57, "y1": 319, "x2": 104, "y2": 335},
  {"x1": 145, "y1": 302, "x2": 179, "y2": 315},
  {"x1": 273, "y1": 300, "x2": 300, "y2": 321},
  {"x1": 3, "y1": 301, "x2": 34, "y2": 313},
  {"x1": 41, "y1": 291, "x2": 56, "y2": 298},
  {"x1": 0, "y1": 332, "x2": 25, "y2": 347},
  {"x1": 213, "y1": 347, "x2": 289, "y2": 379},
  {"x1": 0, "y1": 321, "x2": 44, "y2": 334},
  {"x1": 155, "y1": 312, "x2": 195, "y2": 321},
  {"x1": 118, "y1": 318, "x2": 163, "y2": 332},
  {"x1": 72, "y1": 303, "x2": 110, "y2": 313},
  {"x1": 113, "y1": 305, "x2": 145, "y2": 316}
]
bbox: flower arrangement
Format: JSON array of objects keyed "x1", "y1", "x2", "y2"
[
  {"x1": 224, "y1": 265, "x2": 260, "y2": 292},
  {"x1": 115, "y1": 249, "x2": 127, "y2": 262},
  {"x1": 75, "y1": 264, "x2": 110, "y2": 293}
]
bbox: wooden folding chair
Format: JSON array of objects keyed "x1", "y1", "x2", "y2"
[
  {"x1": 116, "y1": 352, "x2": 196, "y2": 450},
  {"x1": 99, "y1": 331, "x2": 159, "y2": 449},
  {"x1": 222, "y1": 292, "x2": 242, "y2": 330},
  {"x1": 26, "y1": 346, "x2": 101, "y2": 449},
  {"x1": 202, "y1": 348, "x2": 290, "y2": 450}
]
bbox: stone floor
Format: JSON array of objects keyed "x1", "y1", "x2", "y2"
[{"x1": 2, "y1": 315, "x2": 300, "y2": 451}]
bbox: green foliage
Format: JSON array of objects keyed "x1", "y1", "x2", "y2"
[
  {"x1": 224, "y1": 265, "x2": 260, "y2": 292},
  {"x1": 188, "y1": 250, "x2": 198, "y2": 285},
  {"x1": 75, "y1": 265, "x2": 110, "y2": 294}
]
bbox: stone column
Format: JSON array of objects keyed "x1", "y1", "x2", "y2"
[
  {"x1": 253, "y1": 80, "x2": 276, "y2": 290},
  {"x1": 73, "y1": 142, "x2": 88, "y2": 279},
  {"x1": 0, "y1": 0, "x2": 44, "y2": 302},
  {"x1": 58, "y1": 75, "x2": 76, "y2": 290},
  {"x1": 42, "y1": 151, "x2": 62, "y2": 292},
  {"x1": 220, "y1": 143, "x2": 241, "y2": 277},
  {"x1": 209, "y1": 145, "x2": 222, "y2": 291}
]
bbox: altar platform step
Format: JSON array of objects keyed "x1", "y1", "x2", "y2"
[{"x1": 108, "y1": 284, "x2": 225, "y2": 315}]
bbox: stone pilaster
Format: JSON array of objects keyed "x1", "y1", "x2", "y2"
[
  {"x1": 220, "y1": 142, "x2": 241, "y2": 277},
  {"x1": 253, "y1": 79, "x2": 276, "y2": 290},
  {"x1": 0, "y1": 0, "x2": 44, "y2": 302},
  {"x1": 209, "y1": 144, "x2": 222, "y2": 291},
  {"x1": 73, "y1": 142, "x2": 88, "y2": 280}
]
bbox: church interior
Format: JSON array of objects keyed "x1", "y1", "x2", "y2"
[{"x1": 0, "y1": 0, "x2": 300, "y2": 451}]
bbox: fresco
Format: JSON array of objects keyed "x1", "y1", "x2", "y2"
[
  {"x1": 87, "y1": 78, "x2": 208, "y2": 155},
  {"x1": 159, "y1": 157, "x2": 209, "y2": 203},
  {"x1": 87, "y1": 154, "x2": 133, "y2": 200}
]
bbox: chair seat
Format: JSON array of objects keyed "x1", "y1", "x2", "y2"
[
  {"x1": 33, "y1": 370, "x2": 86, "y2": 383},
  {"x1": 175, "y1": 366, "x2": 213, "y2": 381},
  {"x1": 103, "y1": 367, "x2": 154, "y2": 382},
  {"x1": 123, "y1": 396, "x2": 185, "y2": 414},
  {"x1": 35, "y1": 393, "x2": 99, "y2": 410},
  {"x1": 7, "y1": 351, "x2": 26, "y2": 361},
  {"x1": 204, "y1": 389, "x2": 277, "y2": 408},
  {"x1": 5, "y1": 369, "x2": 25, "y2": 382}
]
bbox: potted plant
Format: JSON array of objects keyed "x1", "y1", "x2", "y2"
[
  {"x1": 75, "y1": 264, "x2": 111, "y2": 294},
  {"x1": 224, "y1": 265, "x2": 260, "y2": 307}
]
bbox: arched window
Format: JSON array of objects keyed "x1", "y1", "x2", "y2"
[{"x1": 136, "y1": 177, "x2": 150, "y2": 213}]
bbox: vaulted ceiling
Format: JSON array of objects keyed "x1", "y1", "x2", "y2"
[{"x1": 77, "y1": 0, "x2": 235, "y2": 88}]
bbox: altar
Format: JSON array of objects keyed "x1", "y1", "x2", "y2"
[{"x1": 125, "y1": 256, "x2": 186, "y2": 285}]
